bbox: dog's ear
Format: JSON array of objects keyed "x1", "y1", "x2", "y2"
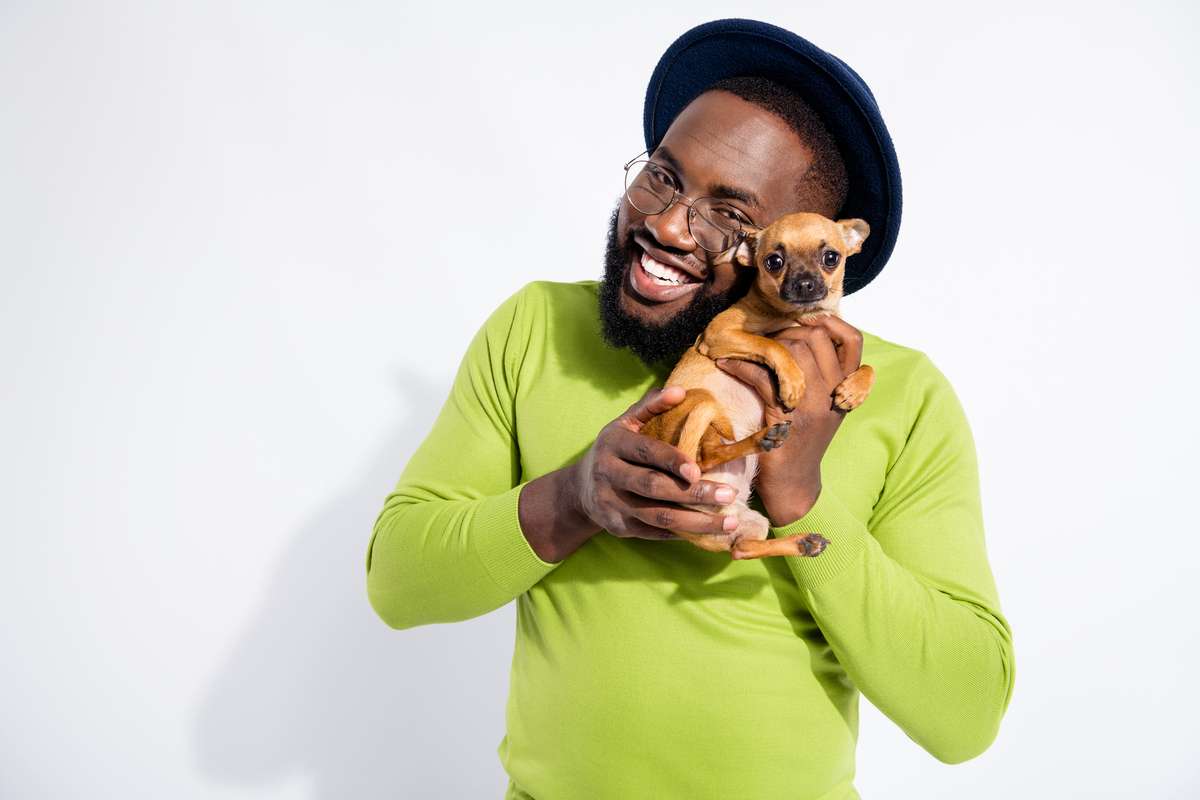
[
  {"x1": 712, "y1": 229, "x2": 757, "y2": 267},
  {"x1": 836, "y1": 219, "x2": 870, "y2": 255}
]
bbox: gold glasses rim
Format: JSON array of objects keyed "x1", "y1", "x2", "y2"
[{"x1": 622, "y1": 151, "x2": 758, "y2": 253}]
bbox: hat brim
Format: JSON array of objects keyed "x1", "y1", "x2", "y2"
[{"x1": 643, "y1": 18, "x2": 901, "y2": 296}]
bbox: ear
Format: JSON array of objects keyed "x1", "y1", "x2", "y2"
[
  {"x1": 712, "y1": 229, "x2": 757, "y2": 267},
  {"x1": 837, "y1": 219, "x2": 870, "y2": 255}
]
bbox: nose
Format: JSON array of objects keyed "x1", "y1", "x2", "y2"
[
  {"x1": 781, "y1": 271, "x2": 828, "y2": 304},
  {"x1": 642, "y1": 197, "x2": 697, "y2": 253}
]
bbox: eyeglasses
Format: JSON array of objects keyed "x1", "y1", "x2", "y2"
[{"x1": 622, "y1": 151, "x2": 755, "y2": 254}]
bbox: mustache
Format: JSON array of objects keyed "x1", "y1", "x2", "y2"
[{"x1": 623, "y1": 228, "x2": 711, "y2": 278}]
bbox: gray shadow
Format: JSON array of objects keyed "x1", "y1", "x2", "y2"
[{"x1": 193, "y1": 366, "x2": 516, "y2": 798}]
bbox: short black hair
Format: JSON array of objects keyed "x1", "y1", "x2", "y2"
[{"x1": 703, "y1": 75, "x2": 849, "y2": 217}]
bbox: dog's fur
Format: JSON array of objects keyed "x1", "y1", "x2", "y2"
[{"x1": 640, "y1": 211, "x2": 875, "y2": 559}]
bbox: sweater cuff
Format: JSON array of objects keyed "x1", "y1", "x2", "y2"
[
  {"x1": 772, "y1": 486, "x2": 872, "y2": 590},
  {"x1": 471, "y1": 482, "x2": 560, "y2": 597}
]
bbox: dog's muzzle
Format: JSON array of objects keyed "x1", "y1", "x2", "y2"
[{"x1": 781, "y1": 271, "x2": 828, "y2": 304}]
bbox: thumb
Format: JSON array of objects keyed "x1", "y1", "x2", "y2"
[{"x1": 621, "y1": 385, "x2": 686, "y2": 430}]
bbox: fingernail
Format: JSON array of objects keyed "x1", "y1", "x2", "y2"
[
  {"x1": 723, "y1": 516, "x2": 738, "y2": 532},
  {"x1": 681, "y1": 463, "x2": 700, "y2": 483},
  {"x1": 714, "y1": 487, "x2": 735, "y2": 503}
]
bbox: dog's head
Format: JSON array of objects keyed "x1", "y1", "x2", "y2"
[{"x1": 718, "y1": 212, "x2": 870, "y2": 315}]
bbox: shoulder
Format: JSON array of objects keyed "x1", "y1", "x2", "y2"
[
  {"x1": 859, "y1": 328, "x2": 946, "y2": 386},
  {"x1": 857, "y1": 328, "x2": 962, "y2": 419},
  {"x1": 480, "y1": 279, "x2": 596, "y2": 333},
  {"x1": 498, "y1": 279, "x2": 603, "y2": 341},
  {"x1": 474, "y1": 279, "x2": 602, "y2": 372},
  {"x1": 509, "y1": 279, "x2": 599, "y2": 315}
]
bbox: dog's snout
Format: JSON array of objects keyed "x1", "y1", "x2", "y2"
[{"x1": 781, "y1": 271, "x2": 828, "y2": 304}]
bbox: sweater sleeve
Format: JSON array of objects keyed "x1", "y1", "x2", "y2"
[
  {"x1": 365, "y1": 283, "x2": 560, "y2": 630},
  {"x1": 769, "y1": 354, "x2": 1016, "y2": 764}
]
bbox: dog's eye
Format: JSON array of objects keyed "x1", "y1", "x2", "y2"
[
  {"x1": 822, "y1": 250, "x2": 841, "y2": 269},
  {"x1": 764, "y1": 253, "x2": 785, "y2": 271}
]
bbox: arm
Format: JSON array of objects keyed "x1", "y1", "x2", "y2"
[
  {"x1": 771, "y1": 356, "x2": 1016, "y2": 764},
  {"x1": 365, "y1": 284, "x2": 568, "y2": 630},
  {"x1": 365, "y1": 284, "x2": 734, "y2": 629}
]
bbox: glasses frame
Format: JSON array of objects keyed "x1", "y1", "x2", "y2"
[{"x1": 622, "y1": 150, "x2": 759, "y2": 254}]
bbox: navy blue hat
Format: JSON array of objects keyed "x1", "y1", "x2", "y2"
[{"x1": 644, "y1": 18, "x2": 901, "y2": 295}]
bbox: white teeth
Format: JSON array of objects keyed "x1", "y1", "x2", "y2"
[{"x1": 640, "y1": 252, "x2": 690, "y2": 285}]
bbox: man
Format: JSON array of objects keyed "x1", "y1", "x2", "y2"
[{"x1": 367, "y1": 18, "x2": 1015, "y2": 800}]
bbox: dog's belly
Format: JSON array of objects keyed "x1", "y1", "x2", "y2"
[
  {"x1": 696, "y1": 367, "x2": 767, "y2": 441},
  {"x1": 665, "y1": 358, "x2": 767, "y2": 504}
]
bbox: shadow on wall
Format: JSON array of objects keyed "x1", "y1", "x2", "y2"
[{"x1": 193, "y1": 367, "x2": 517, "y2": 798}]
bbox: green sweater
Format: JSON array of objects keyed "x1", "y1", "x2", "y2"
[{"x1": 366, "y1": 280, "x2": 1015, "y2": 799}]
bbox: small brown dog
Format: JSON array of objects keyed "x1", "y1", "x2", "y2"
[{"x1": 641, "y1": 211, "x2": 875, "y2": 559}]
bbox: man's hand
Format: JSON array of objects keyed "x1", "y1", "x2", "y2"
[
  {"x1": 567, "y1": 386, "x2": 741, "y2": 543},
  {"x1": 714, "y1": 314, "x2": 864, "y2": 526}
]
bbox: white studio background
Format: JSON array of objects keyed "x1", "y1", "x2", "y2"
[{"x1": 2, "y1": 1, "x2": 1197, "y2": 797}]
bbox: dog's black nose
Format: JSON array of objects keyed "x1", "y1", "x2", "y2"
[{"x1": 782, "y1": 272, "x2": 828, "y2": 304}]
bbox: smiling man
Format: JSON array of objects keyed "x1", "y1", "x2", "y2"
[
  {"x1": 367, "y1": 19, "x2": 1015, "y2": 800},
  {"x1": 598, "y1": 81, "x2": 845, "y2": 368}
]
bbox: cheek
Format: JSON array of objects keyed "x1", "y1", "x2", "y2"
[
  {"x1": 618, "y1": 198, "x2": 644, "y2": 234},
  {"x1": 709, "y1": 261, "x2": 741, "y2": 292}
]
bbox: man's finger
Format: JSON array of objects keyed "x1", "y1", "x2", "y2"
[
  {"x1": 611, "y1": 517, "x2": 681, "y2": 541},
  {"x1": 799, "y1": 314, "x2": 864, "y2": 376},
  {"x1": 622, "y1": 385, "x2": 686, "y2": 429},
  {"x1": 622, "y1": 492, "x2": 736, "y2": 536},
  {"x1": 613, "y1": 464, "x2": 740, "y2": 507},
  {"x1": 802, "y1": 328, "x2": 843, "y2": 383},
  {"x1": 768, "y1": 327, "x2": 840, "y2": 385},
  {"x1": 610, "y1": 427, "x2": 698, "y2": 484}
]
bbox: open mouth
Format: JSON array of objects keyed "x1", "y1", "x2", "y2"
[{"x1": 626, "y1": 244, "x2": 704, "y2": 303}]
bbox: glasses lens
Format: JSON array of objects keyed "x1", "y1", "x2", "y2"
[
  {"x1": 691, "y1": 198, "x2": 743, "y2": 252},
  {"x1": 624, "y1": 160, "x2": 673, "y2": 215}
]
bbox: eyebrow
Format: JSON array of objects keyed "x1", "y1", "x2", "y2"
[{"x1": 654, "y1": 145, "x2": 764, "y2": 211}]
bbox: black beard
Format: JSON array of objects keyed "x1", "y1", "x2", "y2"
[{"x1": 597, "y1": 202, "x2": 751, "y2": 369}]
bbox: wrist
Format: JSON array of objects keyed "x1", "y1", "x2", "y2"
[
  {"x1": 762, "y1": 478, "x2": 821, "y2": 527},
  {"x1": 559, "y1": 461, "x2": 589, "y2": 526},
  {"x1": 554, "y1": 464, "x2": 601, "y2": 558},
  {"x1": 519, "y1": 464, "x2": 599, "y2": 563}
]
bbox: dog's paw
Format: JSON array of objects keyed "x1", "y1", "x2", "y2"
[
  {"x1": 798, "y1": 533, "x2": 829, "y2": 557},
  {"x1": 778, "y1": 380, "x2": 804, "y2": 412},
  {"x1": 760, "y1": 421, "x2": 791, "y2": 451},
  {"x1": 832, "y1": 380, "x2": 868, "y2": 412}
]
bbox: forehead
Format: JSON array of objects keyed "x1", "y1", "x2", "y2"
[
  {"x1": 762, "y1": 213, "x2": 842, "y2": 252},
  {"x1": 655, "y1": 90, "x2": 813, "y2": 220}
]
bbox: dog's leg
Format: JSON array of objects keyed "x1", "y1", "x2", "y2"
[
  {"x1": 832, "y1": 364, "x2": 875, "y2": 412},
  {"x1": 731, "y1": 533, "x2": 830, "y2": 560},
  {"x1": 641, "y1": 389, "x2": 707, "y2": 446},
  {"x1": 697, "y1": 421, "x2": 791, "y2": 472},
  {"x1": 669, "y1": 528, "x2": 732, "y2": 553},
  {"x1": 697, "y1": 329, "x2": 807, "y2": 411},
  {"x1": 676, "y1": 400, "x2": 717, "y2": 464}
]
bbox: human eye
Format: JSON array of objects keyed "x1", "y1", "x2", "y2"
[
  {"x1": 713, "y1": 205, "x2": 752, "y2": 226},
  {"x1": 646, "y1": 163, "x2": 679, "y2": 190}
]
